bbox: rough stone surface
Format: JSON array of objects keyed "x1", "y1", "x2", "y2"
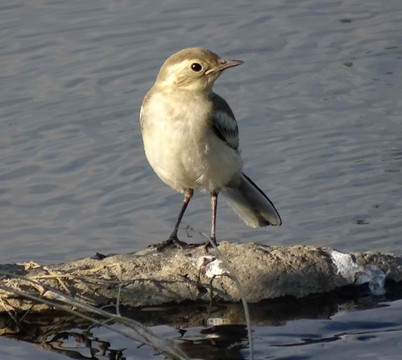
[{"x1": 0, "y1": 242, "x2": 400, "y2": 314}]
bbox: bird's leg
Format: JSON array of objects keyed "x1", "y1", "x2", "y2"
[
  {"x1": 152, "y1": 189, "x2": 194, "y2": 251},
  {"x1": 166, "y1": 189, "x2": 194, "y2": 248},
  {"x1": 208, "y1": 192, "x2": 218, "y2": 246}
]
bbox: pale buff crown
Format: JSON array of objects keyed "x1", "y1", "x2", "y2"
[{"x1": 153, "y1": 47, "x2": 243, "y2": 92}]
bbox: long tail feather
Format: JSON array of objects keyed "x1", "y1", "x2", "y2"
[{"x1": 221, "y1": 173, "x2": 282, "y2": 228}]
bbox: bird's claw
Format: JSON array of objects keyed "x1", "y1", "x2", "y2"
[
  {"x1": 150, "y1": 235, "x2": 191, "y2": 251},
  {"x1": 150, "y1": 234, "x2": 216, "y2": 252}
]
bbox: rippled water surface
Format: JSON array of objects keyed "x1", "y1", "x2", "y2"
[{"x1": 1, "y1": 0, "x2": 401, "y2": 358}]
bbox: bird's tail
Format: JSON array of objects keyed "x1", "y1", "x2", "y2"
[{"x1": 221, "y1": 173, "x2": 282, "y2": 228}]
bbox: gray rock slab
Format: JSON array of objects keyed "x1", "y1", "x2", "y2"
[{"x1": 0, "y1": 242, "x2": 401, "y2": 313}]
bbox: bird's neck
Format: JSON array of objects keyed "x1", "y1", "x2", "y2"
[{"x1": 153, "y1": 82, "x2": 214, "y2": 97}]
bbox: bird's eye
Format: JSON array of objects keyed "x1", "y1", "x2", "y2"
[{"x1": 191, "y1": 63, "x2": 202, "y2": 72}]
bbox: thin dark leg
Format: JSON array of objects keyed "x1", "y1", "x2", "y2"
[
  {"x1": 152, "y1": 189, "x2": 194, "y2": 250},
  {"x1": 168, "y1": 188, "x2": 194, "y2": 245},
  {"x1": 210, "y1": 192, "x2": 218, "y2": 246}
]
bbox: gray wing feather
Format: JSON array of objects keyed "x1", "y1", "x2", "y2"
[{"x1": 210, "y1": 93, "x2": 239, "y2": 150}]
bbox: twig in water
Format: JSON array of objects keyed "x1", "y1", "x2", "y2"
[
  {"x1": 0, "y1": 271, "x2": 189, "y2": 360},
  {"x1": 187, "y1": 226, "x2": 254, "y2": 360}
]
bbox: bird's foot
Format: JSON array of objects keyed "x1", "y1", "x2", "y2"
[
  {"x1": 150, "y1": 234, "x2": 217, "y2": 252},
  {"x1": 150, "y1": 234, "x2": 190, "y2": 251},
  {"x1": 203, "y1": 236, "x2": 218, "y2": 252}
]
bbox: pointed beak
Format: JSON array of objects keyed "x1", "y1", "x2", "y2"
[{"x1": 205, "y1": 58, "x2": 244, "y2": 75}]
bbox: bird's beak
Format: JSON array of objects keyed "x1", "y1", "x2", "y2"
[{"x1": 205, "y1": 59, "x2": 244, "y2": 75}]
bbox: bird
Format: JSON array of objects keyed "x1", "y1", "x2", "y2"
[{"x1": 140, "y1": 47, "x2": 281, "y2": 248}]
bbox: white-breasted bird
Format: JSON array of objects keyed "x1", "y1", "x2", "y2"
[{"x1": 140, "y1": 47, "x2": 281, "y2": 247}]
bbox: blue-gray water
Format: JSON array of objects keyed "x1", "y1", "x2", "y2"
[{"x1": 1, "y1": 0, "x2": 401, "y2": 359}]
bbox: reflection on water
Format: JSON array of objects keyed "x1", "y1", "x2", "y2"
[{"x1": 2, "y1": 286, "x2": 401, "y2": 359}]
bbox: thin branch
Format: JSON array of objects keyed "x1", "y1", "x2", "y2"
[{"x1": 0, "y1": 272, "x2": 189, "y2": 360}]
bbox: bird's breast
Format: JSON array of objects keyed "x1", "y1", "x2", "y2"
[{"x1": 141, "y1": 91, "x2": 242, "y2": 193}]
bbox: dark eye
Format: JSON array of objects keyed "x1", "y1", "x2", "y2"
[{"x1": 191, "y1": 63, "x2": 202, "y2": 72}]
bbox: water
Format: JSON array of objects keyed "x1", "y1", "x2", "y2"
[
  {"x1": 0, "y1": 0, "x2": 401, "y2": 358},
  {"x1": 3, "y1": 295, "x2": 402, "y2": 359},
  {"x1": 253, "y1": 299, "x2": 402, "y2": 360}
]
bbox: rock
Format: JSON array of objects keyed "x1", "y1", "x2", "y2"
[{"x1": 0, "y1": 242, "x2": 401, "y2": 313}]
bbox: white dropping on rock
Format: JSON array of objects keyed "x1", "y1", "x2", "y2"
[
  {"x1": 206, "y1": 318, "x2": 225, "y2": 326},
  {"x1": 193, "y1": 255, "x2": 226, "y2": 278},
  {"x1": 331, "y1": 250, "x2": 389, "y2": 295}
]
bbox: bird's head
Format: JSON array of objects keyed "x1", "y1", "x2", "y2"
[{"x1": 154, "y1": 47, "x2": 243, "y2": 92}]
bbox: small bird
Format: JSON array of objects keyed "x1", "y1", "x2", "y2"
[{"x1": 140, "y1": 47, "x2": 281, "y2": 247}]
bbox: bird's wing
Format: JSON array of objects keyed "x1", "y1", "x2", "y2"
[{"x1": 210, "y1": 93, "x2": 239, "y2": 150}]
